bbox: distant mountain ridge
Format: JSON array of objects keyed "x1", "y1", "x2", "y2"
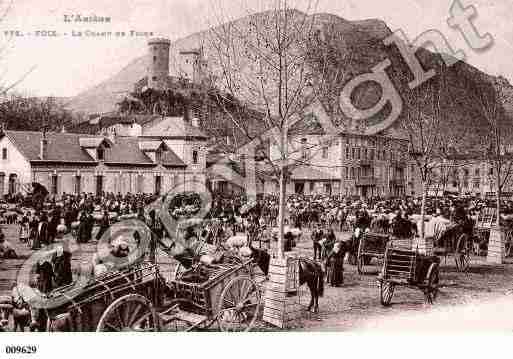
[{"x1": 65, "y1": 9, "x2": 513, "y2": 145}]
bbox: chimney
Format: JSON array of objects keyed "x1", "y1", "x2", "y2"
[{"x1": 40, "y1": 132, "x2": 48, "y2": 160}]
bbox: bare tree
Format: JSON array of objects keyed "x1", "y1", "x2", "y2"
[
  {"x1": 401, "y1": 60, "x2": 472, "y2": 240},
  {"x1": 206, "y1": 0, "x2": 352, "y2": 256},
  {"x1": 463, "y1": 74, "x2": 513, "y2": 228}
]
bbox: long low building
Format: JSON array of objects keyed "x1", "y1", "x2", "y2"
[{"x1": 0, "y1": 116, "x2": 207, "y2": 198}]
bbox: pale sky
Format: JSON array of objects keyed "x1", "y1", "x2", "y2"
[{"x1": 0, "y1": 0, "x2": 511, "y2": 97}]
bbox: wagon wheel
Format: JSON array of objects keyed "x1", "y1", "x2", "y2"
[
  {"x1": 96, "y1": 294, "x2": 160, "y2": 332},
  {"x1": 454, "y1": 234, "x2": 471, "y2": 272},
  {"x1": 217, "y1": 276, "x2": 261, "y2": 332},
  {"x1": 379, "y1": 281, "x2": 395, "y2": 306},
  {"x1": 424, "y1": 263, "x2": 439, "y2": 305}
]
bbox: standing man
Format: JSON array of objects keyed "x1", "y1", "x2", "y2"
[{"x1": 312, "y1": 223, "x2": 323, "y2": 261}]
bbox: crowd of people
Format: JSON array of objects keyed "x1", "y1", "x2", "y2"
[{"x1": 2, "y1": 189, "x2": 512, "y2": 293}]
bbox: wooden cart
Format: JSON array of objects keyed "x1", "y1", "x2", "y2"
[
  {"x1": 40, "y1": 256, "x2": 261, "y2": 332},
  {"x1": 357, "y1": 232, "x2": 389, "y2": 274},
  {"x1": 162, "y1": 258, "x2": 261, "y2": 332},
  {"x1": 378, "y1": 245, "x2": 440, "y2": 306},
  {"x1": 474, "y1": 207, "x2": 496, "y2": 256},
  {"x1": 432, "y1": 222, "x2": 474, "y2": 272},
  {"x1": 44, "y1": 262, "x2": 162, "y2": 332}
]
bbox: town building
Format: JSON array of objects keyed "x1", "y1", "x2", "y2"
[
  {"x1": 229, "y1": 103, "x2": 419, "y2": 199},
  {"x1": 0, "y1": 115, "x2": 208, "y2": 198}
]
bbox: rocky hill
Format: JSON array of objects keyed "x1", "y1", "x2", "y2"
[{"x1": 65, "y1": 9, "x2": 513, "y2": 148}]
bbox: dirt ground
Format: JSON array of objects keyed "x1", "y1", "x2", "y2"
[{"x1": 1, "y1": 224, "x2": 513, "y2": 331}]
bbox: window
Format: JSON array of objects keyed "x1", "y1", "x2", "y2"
[
  {"x1": 363, "y1": 148, "x2": 368, "y2": 160},
  {"x1": 152, "y1": 76, "x2": 157, "y2": 81},
  {"x1": 155, "y1": 175, "x2": 162, "y2": 195},
  {"x1": 350, "y1": 167, "x2": 355, "y2": 179},
  {"x1": 345, "y1": 147, "x2": 349, "y2": 159},
  {"x1": 370, "y1": 148, "x2": 375, "y2": 160},
  {"x1": 156, "y1": 150, "x2": 162, "y2": 163},
  {"x1": 322, "y1": 146, "x2": 328, "y2": 159},
  {"x1": 356, "y1": 148, "x2": 361, "y2": 160},
  {"x1": 153, "y1": 56, "x2": 157, "y2": 63},
  {"x1": 2, "y1": 148, "x2": 6, "y2": 160},
  {"x1": 192, "y1": 150, "x2": 198, "y2": 164},
  {"x1": 475, "y1": 168, "x2": 480, "y2": 177},
  {"x1": 51, "y1": 175, "x2": 58, "y2": 195},
  {"x1": 96, "y1": 176, "x2": 103, "y2": 196},
  {"x1": 301, "y1": 138, "x2": 308, "y2": 161},
  {"x1": 74, "y1": 176, "x2": 81, "y2": 194},
  {"x1": 309, "y1": 182, "x2": 315, "y2": 191},
  {"x1": 352, "y1": 148, "x2": 355, "y2": 160},
  {"x1": 343, "y1": 167, "x2": 347, "y2": 180},
  {"x1": 137, "y1": 174, "x2": 143, "y2": 193},
  {"x1": 97, "y1": 147, "x2": 105, "y2": 161}
]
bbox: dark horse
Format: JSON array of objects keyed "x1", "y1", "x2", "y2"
[{"x1": 249, "y1": 247, "x2": 324, "y2": 313}]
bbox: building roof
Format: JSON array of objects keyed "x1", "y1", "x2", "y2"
[
  {"x1": 143, "y1": 116, "x2": 208, "y2": 139},
  {"x1": 79, "y1": 137, "x2": 111, "y2": 148},
  {"x1": 4, "y1": 130, "x2": 186, "y2": 167},
  {"x1": 138, "y1": 140, "x2": 167, "y2": 152},
  {"x1": 6, "y1": 131, "x2": 97, "y2": 163}
]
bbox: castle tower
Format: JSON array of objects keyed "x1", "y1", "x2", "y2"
[
  {"x1": 179, "y1": 47, "x2": 207, "y2": 84},
  {"x1": 148, "y1": 38, "x2": 171, "y2": 90}
]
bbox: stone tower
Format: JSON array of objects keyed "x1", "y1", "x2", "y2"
[
  {"x1": 148, "y1": 38, "x2": 171, "y2": 90},
  {"x1": 179, "y1": 47, "x2": 207, "y2": 84}
]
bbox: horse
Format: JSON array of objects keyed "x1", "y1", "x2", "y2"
[
  {"x1": 0, "y1": 296, "x2": 13, "y2": 331},
  {"x1": 248, "y1": 247, "x2": 324, "y2": 313},
  {"x1": 10, "y1": 287, "x2": 33, "y2": 332}
]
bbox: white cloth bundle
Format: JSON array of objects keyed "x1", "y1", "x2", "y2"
[{"x1": 226, "y1": 235, "x2": 248, "y2": 249}]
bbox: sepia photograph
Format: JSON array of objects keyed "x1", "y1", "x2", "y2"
[{"x1": 0, "y1": 0, "x2": 511, "y2": 356}]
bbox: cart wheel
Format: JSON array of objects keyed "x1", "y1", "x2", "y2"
[
  {"x1": 96, "y1": 294, "x2": 160, "y2": 332},
  {"x1": 357, "y1": 239, "x2": 366, "y2": 274},
  {"x1": 424, "y1": 264, "x2": 440, "y2": 305},
  {"x1": 454, "y1": 234, "x2": 471, "y2": 272},
  {"x1": 380, "y1": 281, "x2": 395, "y2": 306},
  {"x1": 173, "y1": 263, "x2": 186, "y2": 280},
  {"x1": 217, "y1": 275, "x2": 261, "y2": 332}
]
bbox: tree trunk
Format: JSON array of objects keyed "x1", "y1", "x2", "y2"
[
  {"x1": 277, "y1": 168, "x2": 286, "y2": 259},
  {"x1": 277, "y1": 131, "x2": 287, "y2": 259},
  {"x1": 420, "y1": 180, "x2": 426, "y2": 240},
  {"x1": 496, "y1": 168, "x2": 501, "y2": 227}
]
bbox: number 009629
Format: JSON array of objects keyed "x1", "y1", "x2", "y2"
[{"x1": 5, "y1": 345, "x2": 37, "y2": 354}]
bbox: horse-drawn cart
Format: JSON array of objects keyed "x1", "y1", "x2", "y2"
[
  {"x1": 163, "y1": 258, "x2": 261, "y2": 331},
  {"x1": 44, "y1": 262, "x2": 162, "y2": 332},
  {"x1": 432, "y1": 222, "x2": 474, "y2": 272},
  {"x1": 357, "y1": 232, "x2": 389, "y2": 274},
  {"x1": 38, "y1": 254, "x2": 262, "y2": 332},
  {"x1": 378, "y1": 245, "x2": 440, "y2": 306}
]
